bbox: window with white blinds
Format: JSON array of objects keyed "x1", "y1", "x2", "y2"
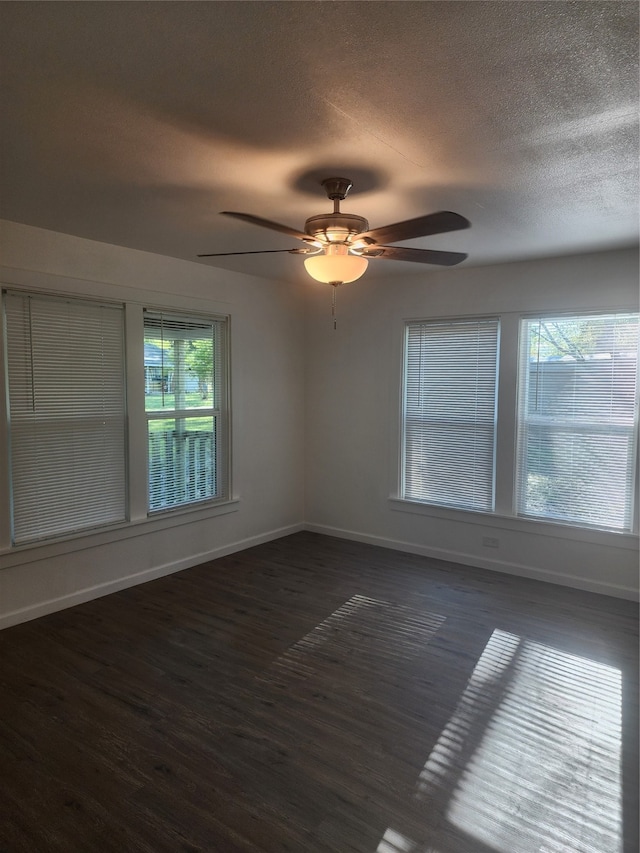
[
  {"x1": 516, "y1": 313, "x2": 639, "y2": 531},
  {"x1": 4, "y1": 291, "x2": 126, "y2": 544},
  {"x1": 402, "y1": 318, "x2": 500, "y2": 512},
  {"x1": 144, "y1": 311, "x2": 228, "y2": 512}
]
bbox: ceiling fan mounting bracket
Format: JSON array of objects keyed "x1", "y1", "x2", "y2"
[{"x1": 320, "y1": 177, "x2": 353, "y2": 201}]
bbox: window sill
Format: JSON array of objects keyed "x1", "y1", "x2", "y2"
[
  {"x1": 0, "y1": 498, "x2": 240, "y2": 569},
  {"x1": 389, "y1": 497, "x2": 639, "y2": 549}
]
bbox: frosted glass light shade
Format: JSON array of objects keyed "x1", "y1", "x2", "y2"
[{"x1": 304, "y1": 253, "x2": 368, "y2": 284}]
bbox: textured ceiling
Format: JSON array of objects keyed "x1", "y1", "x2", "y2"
[{"x1": 0, "y1": 1, "x2": 638, "y2": 283}]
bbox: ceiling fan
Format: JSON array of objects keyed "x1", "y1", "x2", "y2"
[{"x1": 198, "y1": 177, "x2": 470, "y2": 289}]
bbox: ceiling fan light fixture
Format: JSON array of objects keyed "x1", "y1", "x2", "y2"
[{"x1": 304, "y1": 244, "x2": 369, "y2": 285}]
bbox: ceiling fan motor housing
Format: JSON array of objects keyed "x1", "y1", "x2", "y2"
[{"x1": 304, "y1": 213, "x2": 369, "y2": 244}]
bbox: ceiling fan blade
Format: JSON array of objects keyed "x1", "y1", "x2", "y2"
[
  {"x1": 197, "y1": 248, "x2": 310, "y2": 258},
  {"x1": 221, "y1": 211, "x2": 313, "y2": 242},
  {"x1": 361, "y1": 245, "x2": 468, "y2": 266},
  {"x1": 357, "y1": 211, "x2": 470, "y2": 245}
]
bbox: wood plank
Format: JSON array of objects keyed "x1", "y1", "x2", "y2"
[{"x1": 0, "y1": 532, "x2": 637, "y2": 852}]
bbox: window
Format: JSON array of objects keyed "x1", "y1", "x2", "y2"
[
  {"x1": 1, "y1": 292, "x2": 231, "y2": 548},
  {"x1": 402, "y1": 318, "x2": 500, "y2": 512},
  {"x1": 516, "y1": 313, "x2": 639, "y2": 531},
  {"x1": 144, "y1": 311, "x2": 228, "y2": 512},
  {"x1": 3, "y1": 291, "x2": 126, "y2": 544}
]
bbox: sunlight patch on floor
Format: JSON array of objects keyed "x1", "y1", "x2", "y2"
[
  {"x1": 376, "y1": 826, "x2": 439, "y2": 853},
  {"x1": 258, "y1": 594, "x2": 445, "y2": 687},
  {"x1": 417, "y1": 629, "x2": 622, "y2": 853}
]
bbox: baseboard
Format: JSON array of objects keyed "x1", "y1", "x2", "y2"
[
  {"x1": 3, "y1": 518, "x2": 636, "y2": 631},
  {"x1": 0, "y1": 523, "x2": 306, "y2": 630},
  {"x1": 303, "y1": 523, "x2": 640, "y2": 602}
]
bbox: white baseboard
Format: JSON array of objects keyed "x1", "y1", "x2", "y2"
[
  {"x1": 0, "y1": 523, "x2": 305, "y2": 630},
  {"x1": 303, "y1": 523, "x2": 640, "y2": 601},
  {"x1": 2, "y1": 518, "x2": 636, "y2": 631}
]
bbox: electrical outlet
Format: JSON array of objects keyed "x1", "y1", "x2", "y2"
[{"x1": 482, "y1": 536, "x2": 499, "y2": 548}]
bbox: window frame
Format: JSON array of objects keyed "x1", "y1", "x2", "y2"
[
  {"x1": 400, "y1": 315, "x2": 501, "y2": 514},
  {"x1": 395, "y1": 309, "x2": 639, "y2": 538},
  {"x1": 514, "y1": 310, "x2": 639, "y2": 533},
  {"x1": 0, "y1": 289, "x2": 233, "y2": 553},
  {"x1": 3, "y1": 290, "x2": 128, "y2": 545},
  {"x1": 143, "y1": 309, "x2": 230, "y2": 515}
]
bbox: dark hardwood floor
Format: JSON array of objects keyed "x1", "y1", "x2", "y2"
[{"x1": 0, "y1": 532, "x2": 637, "y2": 853}]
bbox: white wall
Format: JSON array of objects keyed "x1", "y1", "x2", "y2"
[
  {"x1": 304, "y1": 248, "x2": 640, "y2": 600},
  {"x1": 0, "y1": 220, "x2": 306, "y2": 627},
  {"x1": 1, "y1": 223, "x2": 637, "y2": 629}
]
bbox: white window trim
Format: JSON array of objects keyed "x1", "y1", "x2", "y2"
[
  {"x1": 142, "y1": 308, "x2": 230, "y2": 515},
  {"x1": 388, "y1": 497, "x2": 638, "y2": 549},
  {"x1": 515, "y1": 310, "x2": 638, "y2": 532},
  {"x1": 0, "y1": 498, "x2": 240, "y2": 569},
  {"x1": 0, "y1": 285, "x2": 235, "y2": 556},
  {"x1": 400, "y1": 316, "x2": 500, "y2": 512},
  {"x1": 392, "y1": 309, "x2": 640, "y2": 540}
]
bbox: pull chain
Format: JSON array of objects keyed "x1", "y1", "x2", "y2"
[{"x1": 331, "y1": 285, "x2": 337, "y2": 331}]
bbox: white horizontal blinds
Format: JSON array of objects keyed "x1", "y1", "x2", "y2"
[
  {"x1": 4, "y1": 292, "x2": 126, "y2": 544},
  {"x1": 403, "y1": 318, "x2": 499, "y2": 511},
  {"x1": 144, "y1": 312, "x2": 228, "y2": 512},
  {"x1": 516, "y1": 313, "x2": 639, "y2": 531}
]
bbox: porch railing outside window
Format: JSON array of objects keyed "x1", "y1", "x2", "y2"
[
  {"x1": 144, "y1": 311, "x2": 228, "y2": 513},
  {"x1": 148, "y1": 428, "x2": 216, "y2": 510}
]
